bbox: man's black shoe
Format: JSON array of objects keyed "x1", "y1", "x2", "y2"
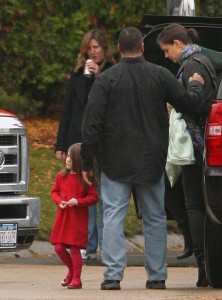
[
  {"x1": 146, "y1": 280, "x2": 166, "y2": 289},
  {"x1": 177, "y1": 247, "x2": 193, "y2": 260},
  {"x1": 101, "y1": 279, "x2": 121, "y2": 290}
]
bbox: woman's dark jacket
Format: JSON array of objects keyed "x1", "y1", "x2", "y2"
[
  {"x1": 178, "y1": 53, "x2": 216, "y2": 163},
  {"x1": 55, "y1": 61, "x2": 113, "y2": 153},
  {"x1": 178, "y1": 53, "x2": 216, "y2": 133}
]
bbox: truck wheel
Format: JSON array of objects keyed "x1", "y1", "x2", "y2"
[{"x1": 205, "y1": 213, "x2": 222, "y2": 288}]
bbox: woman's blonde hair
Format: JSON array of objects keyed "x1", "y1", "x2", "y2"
[{"x1": 75, "y1": 28, "x2": 115, "y2": 72}]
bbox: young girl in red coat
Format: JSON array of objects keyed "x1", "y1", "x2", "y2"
[{"x1": 50, "y1": 143, "x2": 98, "y2": 289}]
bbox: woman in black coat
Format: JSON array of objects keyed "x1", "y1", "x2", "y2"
[
  {"x1": 157, "y1": 23, "x2": 216, "y2": 288},
  {"x1": 55, "y1": 28, "x2": 115, "y2": 260},
  {"x1": 55, "y1": 29, "x2": 115, "y2": 158}
]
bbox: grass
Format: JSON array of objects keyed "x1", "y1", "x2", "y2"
[
  {"x1": 27, "y1": 149, "x2": 143, "y2": 241},
  {"x1": 27, "y1": 149, "x2": 61, "y2": 240}
]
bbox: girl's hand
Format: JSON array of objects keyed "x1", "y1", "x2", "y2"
[
  {"x1": 59, "y1": 201, "x2": 68, "y2": 209},
  {"x1": 67, "y1": 198, "x2": 78, "y2": 207}
]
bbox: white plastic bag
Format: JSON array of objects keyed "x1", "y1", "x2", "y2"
[
  {"x1": 165, "y1": 162, "x2": 181, "y2": 187},
  {"x1": 166, "y1": 108, "x2": 195, "y2": 187}
]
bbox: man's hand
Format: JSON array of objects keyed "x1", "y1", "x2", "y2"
[
  {"x1": 189, "y1": 73, "x2": 204, "y2": 85},
  {"x1": 82, "y1": 170, "x2": 93, "y2": 186}
]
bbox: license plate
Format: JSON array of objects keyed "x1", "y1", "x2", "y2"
[{"x1": 0, "y1": 223, "x2": 17, "y2": 248}]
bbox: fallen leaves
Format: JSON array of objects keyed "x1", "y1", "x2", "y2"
[{"x1": 23, "y1": 118, "x2": 59, "y2": 150}]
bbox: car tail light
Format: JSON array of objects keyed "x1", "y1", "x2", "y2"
[{"x1": 205, "y1": 100, "x2": 222, "y2": 166}]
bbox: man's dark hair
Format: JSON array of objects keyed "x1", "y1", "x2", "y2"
[{"x1": 118, "y1": 27, "x2": 143, "y2": 54}]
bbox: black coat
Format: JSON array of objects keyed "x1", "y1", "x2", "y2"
[
  {"x1": 55, "y1": 61, "x2": 113, "y2": 153},
  {"x1": 81, "y1": 56, "x2": 204, "y2": 183},
  {"x1": 178, "y1": 53, "x2": 216, "y2": 133}
]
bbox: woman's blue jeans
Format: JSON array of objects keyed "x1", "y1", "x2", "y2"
[{"x1": 101, "y1": 172, "x2": 167, "y2": 281}]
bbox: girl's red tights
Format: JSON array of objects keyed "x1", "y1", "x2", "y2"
[
  {"x1": 55, "y1": 243, "x2": 82, "y2": 285},
  {"x1": 55, "y1": 243, "x2": 73, "y2": 282},
  {"x1": 70, "y1": 246, "x2": 82, "y2": 286}
]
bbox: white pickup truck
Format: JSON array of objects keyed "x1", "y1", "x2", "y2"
[{"x1": 0, "y1": 109, "x2": 40, "y2": 251}]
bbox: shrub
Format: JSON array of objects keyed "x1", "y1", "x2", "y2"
[{"x1": 0, "y1": 88, "x2": 43, "y2": 118}]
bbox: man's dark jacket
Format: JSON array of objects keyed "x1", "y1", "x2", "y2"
[{"x1": 81, "y1": 56, "x2": 204, "y2": 183}]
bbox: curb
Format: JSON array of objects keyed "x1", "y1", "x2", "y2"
[
  {"x1": 0, "y1": 234, "x2": 196, "y2": 267},
  {"x1": 0, "y1": 250, "x2": 196, "y2": 267}
]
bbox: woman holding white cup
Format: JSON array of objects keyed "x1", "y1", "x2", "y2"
[{"x1": 55, "y1": 28, "x2": 115, "y2": 261}]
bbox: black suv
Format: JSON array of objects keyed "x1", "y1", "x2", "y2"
[{"x1": 139, "y1": 15, "x2": 222, "y2": 288}]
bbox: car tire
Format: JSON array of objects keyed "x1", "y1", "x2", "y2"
[{"x1": 205, "y1": 213, "x2": 222, "y2": 288}]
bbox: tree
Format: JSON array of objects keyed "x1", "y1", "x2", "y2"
[
  {"x1": 0, "y1": 0, "x2": 221, "y2": 115},
  {"x1": 0, "y1": 1, "x2": 89, "y2": 113}
]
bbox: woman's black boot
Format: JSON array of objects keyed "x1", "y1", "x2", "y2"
[
  {"x1": 196, "y1": 254, "x2": 209, "y2": 287},
  {"x1": 196, "y1": 267, "x2": 209, "y2": 287},
  {"x1": 176, "y1": 220, "x2": 193, "y2": 260}
]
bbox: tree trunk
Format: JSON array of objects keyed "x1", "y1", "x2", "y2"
[{"x1": 167, "y1": 0, "x2": 196, "y2": 16}]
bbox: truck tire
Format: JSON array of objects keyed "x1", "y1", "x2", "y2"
[{"x1": 205, "y1": 213, "x2": 222, "y2": 288}]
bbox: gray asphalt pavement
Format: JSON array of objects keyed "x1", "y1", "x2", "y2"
[
  {"x1": 2, "y1": 265, "x2": 219, "y2": 300},
  {"x1": 2, "y1": 234, "x2": 219, "y2": 300}
]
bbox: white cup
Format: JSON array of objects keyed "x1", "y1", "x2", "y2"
[{"x1": 84, "y1": 59, "x2": 93, "y2": 77}]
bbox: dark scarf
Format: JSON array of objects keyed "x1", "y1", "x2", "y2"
[
  {"x1": 179, "y1": 44, "x2": 204, "y2": 155},
  {"x1": 179, "y1": 44, "x2": 201, "y2": 64}
]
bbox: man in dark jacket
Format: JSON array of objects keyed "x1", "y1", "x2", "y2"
[{"x1": 81, "y1": 27, "x2": 204, "y2": 291}]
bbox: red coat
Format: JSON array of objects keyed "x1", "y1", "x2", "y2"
[{"x1": 50, "y1": 172, "x2": 98, "y2": 248}]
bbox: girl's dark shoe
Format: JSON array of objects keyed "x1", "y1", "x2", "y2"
[
  {"x1": 196, "y1": 269, "x2": 209, "y2": 287},
  {"x1": 61, "y1": 278, "x2": 72, "y2": 287},
  {"x1": 61, "y1": 272, "x2": 73, "y2": 287},
  {"x1": 68, "y1": 279, "x2": 82, "y2": 289},
  {"x1": 67, "y1": 282, "x2": 82, "y2": 289}
]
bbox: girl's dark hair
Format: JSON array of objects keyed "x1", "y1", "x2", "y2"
[
  {"x1": 61, "y1": 143, "x2": 98, "y2": 187},
  {"x1": 157, "y1": 23, "x2": 198, "y2": 45}
]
